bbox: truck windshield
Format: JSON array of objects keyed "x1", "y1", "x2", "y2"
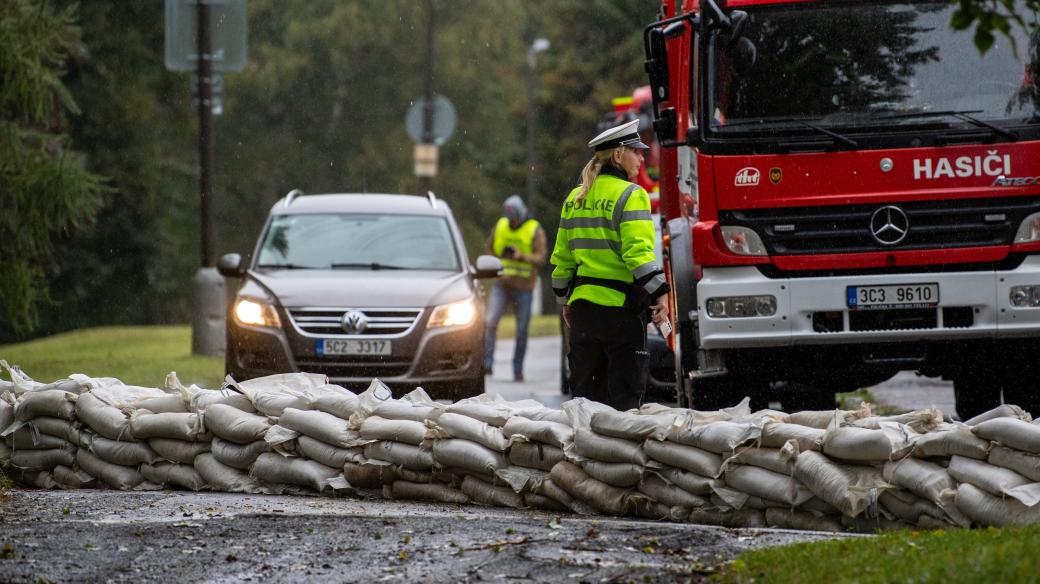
[
  {"x1": 708, "y1": 1, "x2": 1039, "y2": 137},
  {"x1": 256, "y1": 214, "x2": 460, "y2": 271}
]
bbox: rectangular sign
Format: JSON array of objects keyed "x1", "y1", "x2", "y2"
[
  {"x1": 165, "y1": 0, "x2": 247, "y2": 72},
  {"x1": 317, "y1": 339, "x2": 392, "y2": 357},
  {"x1": 847, "y1": 283, "x2": 939, "y2": 310}
]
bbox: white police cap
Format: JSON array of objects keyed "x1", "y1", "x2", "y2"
[{"x1": 587, "y1": 119, "x2": 649, "y2": 151}]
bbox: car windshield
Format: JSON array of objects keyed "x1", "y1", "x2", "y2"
[
  {"x1": 256, "y1": 213, "x2": 460, "y2": 271},
  {"x1": 708, "y1": 0, "x2": 1040, "y2": 135}
]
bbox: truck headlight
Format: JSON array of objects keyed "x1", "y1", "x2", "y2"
[
  {"x1": 233, "y1": 298, "x2": 281, "y2": 328},
  {"x1": 1014, "y1": 212, "x2": 1040, "y2": 243},
  {"x1": 428, "y1": 298, "x2": 477, "y2": 328},
  {"x1": 720, "y1": 226, "x2": 768, "y2": 256},
  {"x1": 1010, "y1": 285, "x2": 1040, "y2": 307},
  {"x1": 706, "y1": 295, "x2": 777, "y2": 318}
]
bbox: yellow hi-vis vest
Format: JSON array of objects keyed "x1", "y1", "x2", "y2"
[
  {"x1": 493, "y1": 217, "x2": 539, "y2": 279},
  {"x1": 550, "y1": 174, "x2": 662, "y2": 308}
]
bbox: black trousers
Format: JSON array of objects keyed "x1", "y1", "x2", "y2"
[{"x1": 567, "y1": 300, "x2": 649, "y2": 411}]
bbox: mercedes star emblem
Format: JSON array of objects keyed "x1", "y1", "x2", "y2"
[
  {"x1": 341, "y1": 310, "x2": 368, "y2": 334},
  {"x1": 869, "y1": 206, "x2": 909, "y2": 246}
]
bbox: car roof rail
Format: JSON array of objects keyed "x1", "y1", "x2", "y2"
[
  {"x1": 426, "y1": 190, "x2": 439, "y2": 208},
  {"x1": 283, "y1": 188, "x2": 304, "y2": 208}
]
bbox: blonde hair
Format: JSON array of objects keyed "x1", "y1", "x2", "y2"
[{"x1": 575, "y1": 149, "x2": 620, "y2": 202}]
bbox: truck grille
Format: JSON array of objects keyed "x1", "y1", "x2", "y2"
[
  {"x1": 287, "y1": 307, "x2": 423, "y2": 337},
  {"x1": 721, "y1": 196, "x2": 1040, "y2": 255}
]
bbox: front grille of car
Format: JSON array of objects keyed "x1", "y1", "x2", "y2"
[
  {"x1": 720, "y1": 195, "x2": 1040, "y2": 256},
  {"x1": 295, "y1": 359, "x2": 412, "y2": 379},
  {"x1": 287, "y1": 307, "x2": 423, "y2": 337}
]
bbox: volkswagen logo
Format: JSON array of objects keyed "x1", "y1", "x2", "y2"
[
  {"x1": 869, "y1": 206, "x2": 910, "y2": 246},
  {"x1": 341, "y1": 310, "x2": 368, "y2": 334}
]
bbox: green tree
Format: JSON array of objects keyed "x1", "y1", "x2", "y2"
[
  {"x1": 0, "y1": 0, "x2": 105, "y2": 335},
  {"x1": 953, "y1": 0, "x2": 1039, "y2": 52}
]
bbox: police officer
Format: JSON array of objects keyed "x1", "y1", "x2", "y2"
[{"x1": 550, "y1": 119, "x2": 671, "y2": 410}]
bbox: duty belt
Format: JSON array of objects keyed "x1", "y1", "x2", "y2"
[{"x1": 571, "y1": 276, "x2": 649, "y2": 312}]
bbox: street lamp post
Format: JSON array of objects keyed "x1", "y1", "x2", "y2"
[{"x1": 525, "y1": 38, "x2": 550, "y2": 218}]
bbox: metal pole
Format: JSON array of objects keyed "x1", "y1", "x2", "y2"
[
  {"x1": 526, "y1": 48, "x2": 537, "y2": 219},
  {"x1": 421, "y1": 0, "x2": 436, "y2": 193},
  {"x1": 197, "y1": 0, "x2": 215, "y2": 267}
]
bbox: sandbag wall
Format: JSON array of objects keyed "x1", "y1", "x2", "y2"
[{"x1": 4, "y1": 362, "x2": 1040, "y2": 532}]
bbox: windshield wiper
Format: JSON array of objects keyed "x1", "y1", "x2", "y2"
[
  {"x1": 255, "y1": 263, "x2": 320, "y2": 269},
  {"x1": 715, "y1": 116, "x2": 859, "y2": 148},
  {"x1": 798, "y1": 120, "x2": 859, "y2": 148},
  {"x1": 330, "y1": 262, "x2": 410, "y2": 270},
  {"x1": 873, "y1": 109, "x2": 1018, "y2": 141}
]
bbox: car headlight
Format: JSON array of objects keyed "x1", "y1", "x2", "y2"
[
  {"x1": 1014, "y1": 212, "x2": 1040, "y2": 243},
  {"x1": 720, "y1": 226, "x2": 768, "y2": 256},
  {"x1": 706, "y1": 295, "x2": 777, "y2": 318},
  {"x1": 428, "y1": 298, "x2": 477, "y2": 328},
  {"x1": 233, "y1": 298, "x2": 281, "y2": 328}
]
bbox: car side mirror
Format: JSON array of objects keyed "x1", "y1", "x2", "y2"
[
  {"x1": 217, "y1": 253, "x2": 245, "y2": 278},
  {"x1": 473, "y1": 255, "x2": 503, "y2": 279}
]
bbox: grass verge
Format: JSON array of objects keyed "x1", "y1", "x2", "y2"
[{"x1": 716, "y1": 526, "x2": 1039, "y2": 583}]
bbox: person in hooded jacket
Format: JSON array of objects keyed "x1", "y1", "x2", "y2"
[{"x1": 483, "y1": 195, "x2": 547, "y2": 381}]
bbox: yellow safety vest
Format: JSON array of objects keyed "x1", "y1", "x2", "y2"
[
  {"x1": 493, "y1": 217, "x2": 540, "y2": 279},
  {"x1": 550, "y1": 174, "x2": 663, "y2": 307}
]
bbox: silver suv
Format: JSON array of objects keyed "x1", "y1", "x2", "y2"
[{"x1": 217, "y1": 191, "x2": 501, "y2": 399}]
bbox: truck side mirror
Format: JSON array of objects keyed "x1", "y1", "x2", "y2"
[
  {"x1": 473, "y1": 255, "x2": 503, "y2": 279},
  {"x1": 217, "y1": 253, "x2": 245, "y2": 278}
]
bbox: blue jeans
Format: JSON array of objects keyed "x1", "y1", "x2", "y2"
[{"x1": 484, "y1": 283, "x2": 533, "y2": 376}]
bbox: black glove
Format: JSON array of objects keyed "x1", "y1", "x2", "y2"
[{"x1": 502, "y1": 246, "x2": 517, "y2": 260}]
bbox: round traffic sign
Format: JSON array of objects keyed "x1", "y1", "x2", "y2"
[{"x1": 406, "y1": 95, "x2": 457, "y2": 145}]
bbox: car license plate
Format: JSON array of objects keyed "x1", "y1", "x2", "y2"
[
  {"x1": 847, "y1": 283, "x2": 939, "y2": 310},
  {"x1": 317, "y1": 339, "x2": 391, "y2": 356}
]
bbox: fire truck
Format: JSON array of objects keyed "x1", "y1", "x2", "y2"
[{"x1": 644, "y1": 0, "x2": 1040, "y2": 419}]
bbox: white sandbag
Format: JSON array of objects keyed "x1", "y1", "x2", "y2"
[
  {"x1": 590, "y1": 410, "x2": 678, "y2": 441},
  {"x1": 250, "y1": 452, "x2": 340, "y2": 492},
  {"x1": 947, "y1": 455, "x2": 1032, "y2": 502},
  {"x1": 686, "y1": 508, "x2": 767, "y2": 529},
  {"x1": 194, "y1": 453, "x2": 266, "y2": 494},
  {"x1": 517, "y1": 407, "x2": 571, "y2": 426},
  {"x1": 964, "y1": 404, "x2": 1032, "y2": 426},
  {"x1": 849, "y1": 408, "x2": 943, "y2": 434},
  {"x1": 76, "y1": 449, "x2": 144, "y2": 490},
  {"x1": 0, "y1": 396, "x2": 13, "y2": 433},
  {"x1": 74, "y1": 392, "x2": 132, "y2": 441},
  {"x1": 211, "y1": 437, "x2": 269, "y2": 470},
  {"x1": 879, "y1": 489, "x2": 949, "y2": 525},
  {"x1": 724, "y1": 447, "x2": 792, "y2": 476},
  {"x1": 549, "y1": 461, "x2": 637, "y2": 516},
  {"x1": 571, "y1": 429, "x2": 647, "y2": 465},
  {"x1": 141, "y1": 462, "x2": 207, "y2": 491},
  {"x1": 343, "y1": 462, "x2": 437, "y2": 488},
  {"x1": 508, "y1": 442, "x2": 565, "y2": 471},
  {"x1": 643, "y1": 439, "x2": 722, "y2": 477},
  {"x1": 669, "y1": 419, "x2": 762, "y2": 454},
  {"x1": 89, "y1": 436, "x2": 158, "y2": 466},
  {"x1": 523, "y1": 493, "x2": 569, "y2": 511},
  {"x1": 279, "y1": 408, "x2": 367, "y2": 449},
  {"x1": 710, "y1": 484, "x2": 778, "y2": 510},
  {"x1": 724, "y1": 464, "x2": 815, "y2": 507},
  {"x1": 5, "y1": 427, "x2": 69, "y2": 450},
  {"x1": 988, "y1": 445, "x2": 1040, "y2": 481},
  {"x1": 501, "y1": 417, "x2": 573, "y2": 449},
  {"x1": 310, "y1": 384, "x2": 359, "y2": 420},
  {"x1": 193, "y1": 389, "x2": 256, "y2": 414},
  {"x1": 9, "y1": 447, "x2": 75, "y2": 471},
  {"x1": 263, "y1": 424, "x2": 299, "y2": 452},
  {"x1": 431, "y1": 439, "x2": 508, "y2": 475},
  {"x1": 386, "y1": 480, "x2": 469, "y2": 504},
  {"x1": 764, "y1": 508, "x2": 844, "y2": 532},
  {"x1": 128, "y1": 411, "x2": 208, "y2": 442},
  {"x1": 133, "y1": 394, "x2": 188, "y2": 414},
  {"x1": 760, "y1": 422, "x2": 824, "y2": 451},
  {"x1": 973, "y1": 418, "x2": 1040, "y2": 454},
  {"x1": 912, "y1": 425, "x2": 990, "y2": 459},
  {"x1": 881, "y1": 457, "x2": 957, "y2": 506},
  {"x1": 562, "y1": 397, "x2": 617, "y2": 429},
  {"x1": 357, "y1": 415, "x2": 425, "y2": 446},
  {"x1": 638, "y1": 474, "x2": 709, "y2": 508},
  {"x1": 579, "y1": 460, "x2": 643, "y2": 488},
  {"x1": 841, "y1": 514, "x2": 913, "y2": 533},
  {"x1": 29, "y1": 417, "x2": 82, "y2": 445},
  {"x1": 792, "y1": 450, "x2": 889, "y2": 517},
  {"x1": 445, "y1": 395, "x2": 530, "y2": 427},
  {"x1": 0, "y1": 441, "x2": 12, "y2": 464},
  {"x1": 203, "y1": 404, "x2": 272, "y2": 444},
  {"x1": 652, "y1": 467, "x2": 717, "y2": 496},
  {"x1": 227, "y1": 372, "x2": 327, "y2": 416},
  {"x1": 364, "y1": 441, "x2": 435, "y2": 470},
  {"x1": 822, "y1": 423, "x2": 915, "y2": 462},
  {"x1": 955, "y1": 482, "x2": 1040, "y2": 527},
  {"x1": 52, "y1": 464, "x2": 96, "y2": 489},
  {"x1": 14, "y1": 389, "x2": 76, "y2": 422},
  {"x1": 493, "y1": 465, "x2": 550, "y2": 494},
  {"x1": 296, "y1": 435, "x2": 364, "y2": 468},
  {"x1": 148, "y1": 438, "x2": 210, "y2": 464},
  {"x1": 784, "y1": 403, "x2": 872, "y2": 429},
  {"x1": 427, "y1": 412, "x2": 509, "y2": 452},
  {"x1": 11, "y1": 469, "x2": 58, "y2": 489},
  {"x1": 461, "y1": 475, "x2": 524, "y2": 508},
  {"x1": 370, "y1": 397, "x2": 438, "y2": 423}
]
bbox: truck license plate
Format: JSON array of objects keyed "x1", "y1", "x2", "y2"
[
  {"x1": 847, "y1": 283, "x2": 939, "y2": 310},
  {"x1": 317, "y1": 339, "x2": 391, "y2": 356}
]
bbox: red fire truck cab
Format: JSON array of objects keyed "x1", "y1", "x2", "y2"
[{"x1": 645, "y1": 0, "x2": 1040, "y2": 418}]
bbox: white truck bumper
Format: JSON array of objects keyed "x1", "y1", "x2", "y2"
[{"x1": 697, "y1": 256, "x2": 1040, "y2": 349}]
